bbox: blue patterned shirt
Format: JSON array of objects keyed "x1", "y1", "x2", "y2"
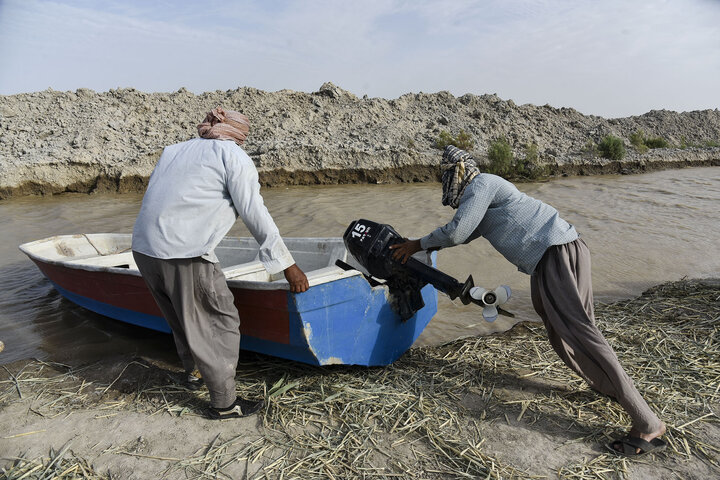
[{"x1": 420, "y1": 174, "x2": 578, "y2": 274}]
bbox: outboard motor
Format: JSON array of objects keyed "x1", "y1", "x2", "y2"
[{"x1": 338, "y1": 219, "x2": 513, "y2": 322}]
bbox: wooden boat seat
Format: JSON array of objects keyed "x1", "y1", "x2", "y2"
[
  {"x1": 65, "y1": 251, "x2": 136, "y2": 269},
  {"x1": 223, "y1": 261, "x2": 267, "y2": 279},
  {"x1": 222, "y1": 243, "x2": 351, "y2": 283}
]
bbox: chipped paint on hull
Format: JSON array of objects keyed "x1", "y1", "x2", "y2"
[{"x1": 321, "y1": 357, "x2": 345, "y2": 365}]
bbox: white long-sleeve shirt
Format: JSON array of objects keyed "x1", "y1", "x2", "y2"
[{"x1": 132, "y1": 138, "x2": 294, "y2": 274}]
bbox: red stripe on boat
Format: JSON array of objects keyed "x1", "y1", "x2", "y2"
[{"x1": 33, "y1": 260, "x2": 290, "y2": 344}]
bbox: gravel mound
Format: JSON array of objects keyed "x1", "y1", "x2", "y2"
[{"x1": 1, "y1": 82, "x2": 719, "y2": 198}]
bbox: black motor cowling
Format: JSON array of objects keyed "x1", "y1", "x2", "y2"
[
  {"x1": 342, "y1": 219, "x2": 405, "y2": 280},
  {"x1": 340, "y1": 219, "x2": 475, "y2": 320}
]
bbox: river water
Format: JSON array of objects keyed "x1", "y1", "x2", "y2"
[{"x1": 1, "y1": 166, "x2": 719, "y2": 365}]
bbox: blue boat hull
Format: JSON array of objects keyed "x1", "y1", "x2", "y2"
[{"x1": 33, "y1": 255, "x2": 438, "y2": 366}]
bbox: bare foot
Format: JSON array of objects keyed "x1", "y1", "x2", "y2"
[{"x1": 632, "y1": 421, "x2": 666, "y2": 443}]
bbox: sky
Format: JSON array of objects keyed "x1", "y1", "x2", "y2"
[{"x1": 1, "y1": 0, "x2": 719, "y2": 118}]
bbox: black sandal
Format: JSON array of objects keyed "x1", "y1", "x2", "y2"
[
  {"x1": 208, "y1": 397, "x2": 265, "y2": 420},
  {"x1": 607, "y1": 435, "x2": 667, "y2": 457},
  {"x1": 182, "y1": 373, "x2": 204, "y2": 391}
]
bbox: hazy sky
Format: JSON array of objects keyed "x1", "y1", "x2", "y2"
[{"x1": 1, "y1": 0, "x2": 719, "y2": 118}]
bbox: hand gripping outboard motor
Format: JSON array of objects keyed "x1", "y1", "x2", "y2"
[{"x1": 338, "y1": 219, "x2": 514, "y2": 322}]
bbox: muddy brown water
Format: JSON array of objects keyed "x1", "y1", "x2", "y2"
[{"x1": 1, "y1": 166, "x2": 719, "y2": 366}]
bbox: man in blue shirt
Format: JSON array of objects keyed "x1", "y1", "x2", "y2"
[{"x1": 390, "y1": 145, "x2": 666, "y2": 456}]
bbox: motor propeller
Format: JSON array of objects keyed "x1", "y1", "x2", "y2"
[{"x1": 468, "y1": 285, "x2": 513, "y2": 322}]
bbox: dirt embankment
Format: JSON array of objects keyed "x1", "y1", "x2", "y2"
[{"x1": 1, "y1": 82, "x2": 719, "y2": 199}]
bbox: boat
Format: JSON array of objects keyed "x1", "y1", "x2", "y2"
[{"x1": 19, "y1": 234, "x2": 438, "y2": 366}]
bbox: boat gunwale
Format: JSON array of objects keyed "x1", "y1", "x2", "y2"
[{"x1": 19, "y1": 234, "x2": 364, "y2": 290}]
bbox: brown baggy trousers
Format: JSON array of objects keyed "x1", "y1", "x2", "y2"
[
  {"x1": 530, "y1": 238, "x2": 662, "y2": 433},
  {"x1": 133, "y1": 251, "x2": 240, "y2": 409}
]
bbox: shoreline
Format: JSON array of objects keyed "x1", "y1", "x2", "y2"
[
  {"x1": 1, "y1": 278, "x2": 718, "y2": 479},
  {"x1": 2, "y1": 84, "x2": 719, "y2": 200},
  {"x1": 1, "y1": 152, "x2": 718, "y2": 200}
]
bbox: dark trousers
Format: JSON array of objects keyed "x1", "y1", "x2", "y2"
[
  {"x1": 133, "y1": 251, "x2": 240, "y2": 408},
  {"x1": 530, "y1": 239, "x2": 662, "y2": 433}
]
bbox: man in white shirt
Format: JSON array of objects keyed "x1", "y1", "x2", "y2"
[{"x1": 132, "y1": 107, "x2": 308, "y2": 419}]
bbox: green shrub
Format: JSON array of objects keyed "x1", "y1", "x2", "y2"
[
  {"x1": 514, "y1": 143, "x2": 547, "y2": 180},
  {"x1": 598, "y1": 135, "x2": 626, "y2": 160},
  {"x1": 645, "y1": 136, "x2": 669, "y2": 149},
  {"x1": 524, "y1": 143, "x2": 539, "y2": 164},
  {"x1": 435, "y1": 129, "x2": 474, "y2": 151},
  {"x1": 629, "y1": 130, "x2": 644, "y2": 147},
  {"x1": 487, "y1": 137, "x2": 513, "y2": 176},
  {"x1": 630, "y1": 130, "x2": 649, "y2": 153},
  {"x1": 435, "y1": 130, "x2": 454, "y2": 149},
  {"x1": 705, "y1": 139, "x2": 720, "y2": 147},
  {"x1": 629, "y1": 130, "x2": 668, "y2": 151}
]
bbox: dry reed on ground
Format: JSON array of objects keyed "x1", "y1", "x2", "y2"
[
  {"x1": 1, "y1": 442, "x2": 110, "y2": 480},
  {"x1": 1, "y1": 278, "x2": 718, "y2": 479}
]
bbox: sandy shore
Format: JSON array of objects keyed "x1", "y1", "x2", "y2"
[{"x1": 1, "y1": 278, "x2": 718, "y2": 479}]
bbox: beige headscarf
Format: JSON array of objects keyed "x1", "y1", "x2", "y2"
[{"x1": 197, "y1": 106, "x2": 250, "y2": 145}]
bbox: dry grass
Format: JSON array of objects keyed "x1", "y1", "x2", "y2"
[
  {"x1": 1, "y1": 278, "x2": 718, "y2": 479},
  {"x1": 2, "y1": 442, "x2": 110, "y2": 480}
]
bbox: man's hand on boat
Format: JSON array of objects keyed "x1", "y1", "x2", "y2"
[
  {"x1": 389, "y1": 239, "x2": 422, "y2": 264},
  {"x1": 284, "y1": 264, "x2": 309, "y2": 293}
]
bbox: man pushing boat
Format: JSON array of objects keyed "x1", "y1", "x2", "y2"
[
  {"x1": 132, "y1": 107, "x2": 309, "y2": 420},
  {"x1": 389, "y1": 145, "x2": 667, "y2": 457}
]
